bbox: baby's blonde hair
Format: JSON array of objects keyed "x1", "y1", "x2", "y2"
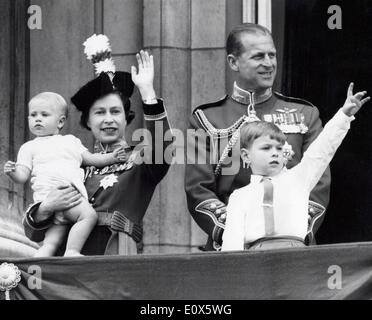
[{"x1": 29, "y1": 92, "x2": 68, "y2": 118}]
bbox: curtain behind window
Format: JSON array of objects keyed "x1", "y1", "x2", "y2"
[{"x1": 282, "y1": 0, "x2": 372, "y2": 244}]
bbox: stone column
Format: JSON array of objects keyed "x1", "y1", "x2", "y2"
[
  {"x1": 142, "y1": 0, "x2": 227, "y2": 253},
  {"x1": 29, "y1": 0, "x2": 96, "y2": 147},
  {"x1": 0, "y1": 0, "x2": 98, "y2": 257},
  {"x1": 0, "y1": 0, "x2": 38, "y2": 257}
]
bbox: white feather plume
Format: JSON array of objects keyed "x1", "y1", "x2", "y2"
[
  {"x1": 94, "y1": 59, "x2": 116, "y2": 75},
  {"x1": 83, "y1": 34, "x2": 112, "y2": 60}
]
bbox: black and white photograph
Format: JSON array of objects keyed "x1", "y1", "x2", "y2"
[{"x1": 1, "y1": 0, "x2": 372, "y2": 306}]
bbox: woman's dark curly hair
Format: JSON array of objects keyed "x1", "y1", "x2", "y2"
[{"x1": 79, "y1": 91, "x2": 135, "y2": 130}]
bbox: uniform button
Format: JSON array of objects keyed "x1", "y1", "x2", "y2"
[
  {"x1": 220, "y1": 213, "x2": 226, "y2": 221},
  {"x1": 215, "y1": 209, "x2": 221, "y2": 215},
  {"x1": 90, "y1": 197, "x2": 95, "y2": 203},
  {"x1": 210, "y1": 203, "x2": 217, "y2": 210},
  {"x1": 309, "y1": 208, "x2": 315, "y2": 214}
]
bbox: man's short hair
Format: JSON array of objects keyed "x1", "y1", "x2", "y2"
[
  {"x1": 226, "y1": 23, "x2": 272, "y2": 57},
  {"x1": 240, "y1": 121, "x2": 286, "y2": 149},
  {"x1": 29, "y1": 92, "x2": 68, "y2": 118}
]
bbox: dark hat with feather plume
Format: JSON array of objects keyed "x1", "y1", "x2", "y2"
[{"x1": 71, "y1": 34, "x2": 135, "y2": 129}]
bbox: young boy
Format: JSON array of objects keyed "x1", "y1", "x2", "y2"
[
  {"x1": 4, "y1": 92, "x2": 127, "y2": 257},
  {"x1": 222, "y1": 83, "x2": 370, "y2": 251}
]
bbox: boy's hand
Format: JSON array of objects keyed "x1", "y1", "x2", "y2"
[
  {"x1": 4, "y1": 161, "x2": 16, "y2": 175},
  {"x1": 342, "y1": 83, "x2": 370, "y2": 117},
  {"x1": 113, "y1": 146, "x2": 128, "y2": 162}
]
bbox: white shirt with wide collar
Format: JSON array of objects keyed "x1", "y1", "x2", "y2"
[{"x1": 222, "y1": 110, "x2": 354, "y2": 251}]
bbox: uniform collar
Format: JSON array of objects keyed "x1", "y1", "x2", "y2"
[
  {"x1": 94, "y1": 139, "x2": 131, "y2": 154},
  {"x1": 231, "y1": 82, "x2": 272, "y2": 106}
]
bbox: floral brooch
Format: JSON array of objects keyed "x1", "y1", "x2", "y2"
[
  {"x1": 99, "y1": 174, "x2": 118, "y2": 190},
  {"x1": 0, "y1": 263, "x2": 21, "y2": 300}
]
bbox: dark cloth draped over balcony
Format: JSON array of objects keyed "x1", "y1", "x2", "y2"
[{"x1": 2, "y1": 242, "x2": 372, "y2": 300}]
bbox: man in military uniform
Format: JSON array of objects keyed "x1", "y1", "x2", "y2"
[{"x1": 185, "y1": 23, "x2": 330, "y2": 251}]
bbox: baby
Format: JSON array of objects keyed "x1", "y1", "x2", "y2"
[
  {"x1": 222, "y1": 83, "x2": 370, "y2": 251},
  {"x1": 4, "y1": 92, "x2": 126, "y2": 257}
]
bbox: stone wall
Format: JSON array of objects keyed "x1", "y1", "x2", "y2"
[{"x1": 0, "y1": 0, "x2": 38, "y2": 257}]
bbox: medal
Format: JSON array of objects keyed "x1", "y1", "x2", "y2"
[
  {"x1": 263, "y1": 107, "x2": 309, "y2": 134},
  {"x1": 282, "y1": 141, "x2": 295, "y2": 164},
  {"x1": 299, "y1": 113, "x2": 309, "y2": 134}
]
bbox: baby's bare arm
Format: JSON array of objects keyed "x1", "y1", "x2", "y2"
[
  {"x1": 4, "y1": 161, "x2": 31, "y2": 184},
  {"x1": 81, "y1": 147, "x2": 127, "y2": 167}
]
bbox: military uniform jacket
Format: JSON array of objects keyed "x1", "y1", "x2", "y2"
[
  {"x1": 185, "y1": 89, "x2": 331, "y2": 250},
  {"x1": 23, "y1": 100, "x2": 171, "y2": 255}
]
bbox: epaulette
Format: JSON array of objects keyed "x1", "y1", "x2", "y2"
[
  {"x1": 193, "y1": 104, "x2": 246, "y2": 139},
  {"x1": 274, "y1": 92, "x2": 315, "y2": 107},
  {"x1": 193, "y1": 95, "x2": 228, "y2": 112}
]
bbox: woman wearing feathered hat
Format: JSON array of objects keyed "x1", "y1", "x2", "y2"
[{"x1": 23, "y1": 34, "x2": 172, "y2": 255}]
